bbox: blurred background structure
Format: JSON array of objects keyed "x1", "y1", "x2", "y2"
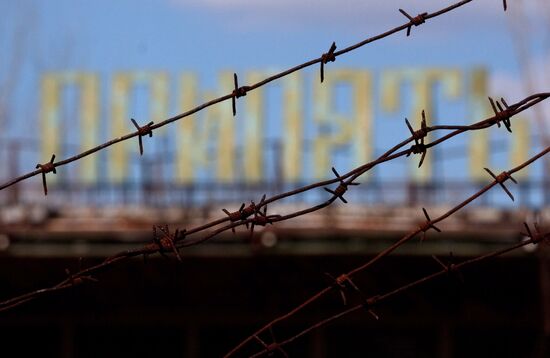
[{"x1": 0, "y1": 1, "x2": 549, "y2": 357}]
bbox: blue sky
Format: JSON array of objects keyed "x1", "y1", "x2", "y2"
[
  {"x1": 0, "y1": 0, "x2": 548, "y2": 193},
  {"x1": 7, "y1": 0, "x2": 529, "y2": 70}
]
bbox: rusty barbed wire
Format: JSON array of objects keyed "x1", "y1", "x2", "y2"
[
  {"x1": 483, "y1": 167, "x2": 517, "y2": 201},
  {"x1": 1, "y1": 92, "x2": 548, "y2": 315},
  {"x1": 151, "y1": 225, "x2": 183, "y2": 262},
  {"x1": 0, "y1": 3, "x2": 538, "y2": 352},
  {"x1": 405, "y1": 110, "x2": 429, "y2": 167},
  {"x1": 418, "y1": 207, "x2": 441, "y2": 242},
  {"x1": 320, "y1": 42, "x2": 337, "y2": 83},
  {"x1": 35, "y1": 153, "x2": 56, "y2": 195},
  {"x1": 224, "y1": 144, "x2": 550, "y2": 357},
  {"x1": 0, "y1": 0, "x2": 482, "y2": 195},
  {"x1": 247, "y1": 227, "x2": 548, "y2": 358},
  {"x1": 130, "y1": 118, "x2": 154, "y2": 156},
  {"x1": 398, "y1": 9, "x2": 427, "y2": 37}
]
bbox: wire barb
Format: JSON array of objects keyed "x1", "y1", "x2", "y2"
[
  {"x1": 320, "y1": 41, "x2": 337, "y2": 83},
  {"x1": 405, "y1": 110, "x2": 429, "y2": 167},
  {"x1": 488, "y1": 97, "x2": 512, "y2": 133},
  {"x1": 64, "y1": 268, "x2": 98, "y2": 287},
  {"x1": 249, "y1": 194, "x2": 281, "y2": 236},
  {"x1": 324, "y1": 167, "x2": 359, "y2": 203},
  {"x1": 253, "y1": 332, "x2": 289, "y2": 358},
  {"x1": 325, "y1": 272, "x2": 359, "y2": 306},
  {"x1": 483, "y1": 168, "x2": 517, "y2": 201},
  {"x1": 232, "y1": 73, "x2": 250, "y2": 116},
  {"x1": 150, "y1": 225, "x2": 183, "y2": 262},
  {"x1": 223, "y1": 199, "x2": 259, "y2": 233},
  {"x1": 131, "y1": 118, "x2": 154, "y2": 156},
  {"x1": 407, "y1": 143, "x2": 427, "y2": 168},
  {"x1": 362, "y1": 295, "x2": 380, "y2": 321},
  {"x1": 432, "y1": 253, "x2": 464, "y2": 283},
  {"x1": 325, "y1": 272, "x2": 379, "y2": 319},
  {"x1": 418, "y1": 207, "x2": 441, "y2": 241},
  {"x1": 522, "y1": 222, "x2": 548, "y2": 245},
  {"x1": 35, "y1": 154, "x2": 57, "y2": 196},
  {"x1": 399, "y1": 9, "x2": 427, "y2": 36}
]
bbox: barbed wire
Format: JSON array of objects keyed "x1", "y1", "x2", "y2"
[
  {"x1": 246, "y1": 225, "x2": 548, "y2": 358},
  {"x1": 0, "y1": 0, "x2": 484, "y2": 195},
  {"x1": 0, "y1": 2, "x2": 540, "y2": 354},
  {"x1": 0, "y1": 92, "x2": 548, "y2": 313},
  {"x1": 223, "y1": 143, "x2": 550, "y2": 357}
]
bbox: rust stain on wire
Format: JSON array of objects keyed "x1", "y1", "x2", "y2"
[
  {"x1": 35, "y1": 154, "x2": 56, "y2": 195},
  {"x1": 398, "y1": 9, "x2": 428, "y2": 36},
  {"x1": 249, "y1": 195, "x2": 281, "y2": 236},
  {"x1": 150, "y1": 225, "x2": 184, "y2": 262}
]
